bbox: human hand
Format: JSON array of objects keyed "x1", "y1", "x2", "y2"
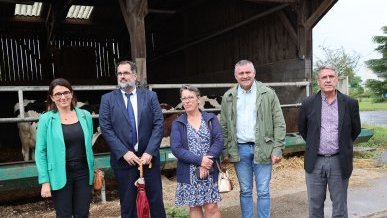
[
  {"x1": 199, "y1": 167, "x2": 210, "y2": 179},
  {"x1": 201, "y1": 155, "x2": 213, "y2": 169},
  {"x1": 123, "y1": 151, "x2": 141, "y2": 166},
  {"x1": 41, "y1": 183, "x2": 52, "y2": 198},
  {"x1": 271, "y1": 155, "x2": 282, "y2": 165},
  {"x1": 140, "y1": 153, "x2": 153, "y2": 165}
]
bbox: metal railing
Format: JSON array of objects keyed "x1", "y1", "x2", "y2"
[{"x1": 0, "y1": 81, "x2": 310, "y2": 123}]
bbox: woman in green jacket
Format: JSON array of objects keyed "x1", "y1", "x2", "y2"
[{"x1": 35, "y1": 78, "x2": 94, "y2": 218}]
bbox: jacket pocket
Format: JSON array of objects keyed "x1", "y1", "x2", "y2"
[{"x1": 264, "y1": 137, "x2": 273, "y2": 143}]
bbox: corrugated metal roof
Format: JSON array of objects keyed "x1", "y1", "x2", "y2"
[
  {"x1": 14, "y1": 2, "x2": 43, "y2": 17},
  {"x1": 66, "y1": 5, "x2": 94, "y2": 19}
]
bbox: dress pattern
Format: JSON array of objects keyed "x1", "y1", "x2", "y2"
[{"x1": 175, "y1": 119, "x2": 221, "y2": 207}]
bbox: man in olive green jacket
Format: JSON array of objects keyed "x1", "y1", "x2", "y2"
[{"x1": 220, "y1": 60, "x2": 286, "y2": 218}]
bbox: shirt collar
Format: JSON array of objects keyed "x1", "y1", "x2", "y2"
[
  {"x1": 121, "y1": 87, "x2": 137, "y2": 96},
  {"x1": 321, "y1": 91, "x2": 337, "y2": 104},
  {"x1": 238, "y1": 81, "x2": 256, "y2": 94}
]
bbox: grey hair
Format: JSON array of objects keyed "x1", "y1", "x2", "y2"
[
  {"x1": 316, "y1": 65, "x2": 338, "y2": 78},
  {"x1": 117, "y1": 60, "x2": 137, "y2": 74},
  {"x1": 180, "y1": 84, "x2": 200, "y2": 97},
  {"x1": 234, "y1": 59, "x2": 256, "y2": 74}
]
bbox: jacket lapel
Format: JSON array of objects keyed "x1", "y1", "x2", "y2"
[
  {"x1": 51, "y1": 112, "x2": 66, "y2": 148},
  {"x1": 136, "y1": 88, "x2": 144, "y2": 126},
  {"x1": 337, "y1": 92, "x2": 346, "y2": 132},
  {"x1": 315, "y1": 93, "x2": 322, "y2": 132},
  {"x1": 114, "y1": 89, "x2": 131, "y2": 124},
  {"x1": 75, "y1": 108, "x2": 89, "y2": 144}
]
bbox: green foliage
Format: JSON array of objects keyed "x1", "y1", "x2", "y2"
[
  {"x1": 313, "y1": 46, "x2": 363, "y2": 96},
  {"x1": 365, "y1": 26, "x2": 387, "y2": 79},
  {"x1": 166, "y1": 207, "x2": 189, "y2": 218},
  {"x1": 364, "y1": 79, "x2": 387, "y2": 100},
  {"x1": 358, "y1": 97, "x2": 387, "y2": 111}
]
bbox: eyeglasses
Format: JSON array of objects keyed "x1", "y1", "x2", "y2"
[
  {"x1": 180, "y1": 96, "x2": 196, "y2": 102},
  {"x1": 117, "y1": 71, "x2": 135, "y2": 77},
  {"x1": 53, "y1": 91, "x2": 72, "y2": 98}
]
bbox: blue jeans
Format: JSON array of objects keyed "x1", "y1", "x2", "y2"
[{"x1": 234, "y1": 143, "x2": 272, "y2": 218}]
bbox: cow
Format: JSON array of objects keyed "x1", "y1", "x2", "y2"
[
  {"x1": 175, "y1": 95, "x2": 222, "y2": 111},
  {"x1": 14, "y1": 100, "x2": 105, "y2": 161}
]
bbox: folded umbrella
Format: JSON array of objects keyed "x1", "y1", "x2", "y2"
[{"x1": 135, "y1": 162, "x2": 152, "y2": 218}]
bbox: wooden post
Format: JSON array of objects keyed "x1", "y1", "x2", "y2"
[{"x1": 119, "y1": 0, "x2": 148, "y2": 86}]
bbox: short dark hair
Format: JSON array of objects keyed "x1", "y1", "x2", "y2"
[
  {"x1": 47, "y1": 78, "x2": 77, "y2": 111},
  {"x1": 180, "y1": 84, "x2": 201, "y2": 97},
  {"x1": 117, "y1": 60, "x2": 137, "y2": 74}
]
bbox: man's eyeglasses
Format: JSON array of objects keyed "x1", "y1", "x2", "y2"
[
  {"x1": 53, "y1": 91, "x2": 72, "y2": 98},
  {"x1": 117, "y1": 72, "x2": 135, "y2": 77},
  {"x1": 180, "y1": 96, "x2": 196, "y2": 102}
]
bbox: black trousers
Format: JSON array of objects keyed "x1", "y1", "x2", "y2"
[{"x1": 52, "y1": 161, "x2": 92, "y2": 218}]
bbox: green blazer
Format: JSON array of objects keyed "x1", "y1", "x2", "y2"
[{"x1": 35, "y1": 107, "x2": 94, "y2": 190}]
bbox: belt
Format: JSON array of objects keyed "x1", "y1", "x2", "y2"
[
  {"x1": 317, "y1": 153, "x2": 339, "y2": 157},
  {"x1": 239, "y1": 142, "x2": 255, "y2": 145}
]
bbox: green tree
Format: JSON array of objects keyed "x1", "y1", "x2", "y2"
[
  {"x1": 365, "y1": 79, "x2": 387, "y2": 102},
  {"x1": 366, "y1": 26, "x2": 387, "y2": 79},
  {"x1": 313, "y1": 46, "x2": 363, "y2": 96}
]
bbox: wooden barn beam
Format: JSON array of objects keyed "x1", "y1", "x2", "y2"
[
  {"x1": 304, "y1": 0, "x2": 337, "y2": 30},
  {"x1": 46, "y1": 0, "x2": 74, "y2": 44},
  {"x1": 150, "y1": 3, "x2": 289, "y2": 62},
  {"x1": 119, "y1": 0, "x2": 148, "y2": 85},
  {"x1": 297, "y1": 0, "x2": 312, "y2": 80},
  {"x1": 149, "y1": 9, "x2": 176, "y2": 14},
  {"x1": 277, "y1": 10, "x2": 297, "y2": 45}
]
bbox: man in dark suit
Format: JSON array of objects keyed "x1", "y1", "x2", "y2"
[
  {"x1": 99, "y1": 60, "x2": 166, "y2": 218},
  {"x1": 298, "y1": 65, "x2": 361, "y2": 218}
]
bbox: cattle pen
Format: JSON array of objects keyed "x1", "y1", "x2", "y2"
[{"x1": 0, "y1": 83, "x2": 374, "y2": 194}]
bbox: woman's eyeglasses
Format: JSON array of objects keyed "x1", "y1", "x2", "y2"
[
  {"x1": 53, "y1": 91, "x2": 72, "y2": 98},
  {"x1": 180, "y1": 96, "x2": 196, "y2": 102}
]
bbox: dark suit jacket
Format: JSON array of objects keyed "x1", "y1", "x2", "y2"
[
  {"x1": 298, "y1": 90, "x2": 361, "y2": 179},
  {"x1": 99, "y1": 87, "x2": 164, "y2": 168}
]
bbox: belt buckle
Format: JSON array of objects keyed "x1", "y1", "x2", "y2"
[{"x1": 325, "y1": 154, "x2": 332, "y2": 157}]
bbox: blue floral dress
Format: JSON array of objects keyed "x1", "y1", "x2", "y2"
[{"x1": 175, "y1": 119, "x2": 221, "y2": 207}]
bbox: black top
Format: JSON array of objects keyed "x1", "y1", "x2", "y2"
[{"x1": 62, "y1": 121, "x2": 86, "y2": 162}]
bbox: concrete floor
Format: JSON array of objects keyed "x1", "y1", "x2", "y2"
[{"x1": 220, "y1": 169, "x2": 387, "y2": 218}]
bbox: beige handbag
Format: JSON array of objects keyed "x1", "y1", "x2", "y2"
[{"x1": 216, "y1": 161, "x2": 233, "y2": 193}]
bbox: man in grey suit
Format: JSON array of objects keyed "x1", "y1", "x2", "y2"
[
  {"x1": 99, "y1": 60, "x2": 166, "y2": 218},
  {"x1": 298, "y1": 65, "x2": 361, "y2": 218}
]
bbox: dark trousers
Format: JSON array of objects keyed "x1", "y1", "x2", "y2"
[
  {"x1": 113, "y1": 158, "x2": 166, "y2": 218},
  {"x1": 306, "y1": 155, "x2": 349, "y2": 218},
  {"x1": 52, "y1": 161, "x2": 92, "y2": 218}
]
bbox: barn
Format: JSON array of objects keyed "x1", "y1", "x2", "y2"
[{"x1": 0, "y1": 0, "x2": 347, "y2": 195}]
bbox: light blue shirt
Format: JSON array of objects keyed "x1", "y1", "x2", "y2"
[
  {"x1": 236, "y1": 81, "x2": 257, "y2": 143},
  {"x1": 121, "y1": 88, "x2": 138, "y2": 151}
]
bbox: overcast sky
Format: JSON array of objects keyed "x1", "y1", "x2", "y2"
[{"x1": 313, "y1": 0, "x2": 387, "y2": 81}]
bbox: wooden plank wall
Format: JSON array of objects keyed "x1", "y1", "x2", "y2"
[
  {"x1": 147, "y1": 0, "x2": 300, "y2": 84},
  {"x1": 0, "y1": 34, "x2": 121, "y2": 85}
]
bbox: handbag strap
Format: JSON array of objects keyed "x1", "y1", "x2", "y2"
[{"x1": 216, "y1": 160, "x2": 223, "y2": 172}]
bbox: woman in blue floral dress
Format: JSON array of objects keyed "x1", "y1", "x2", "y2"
[{"x1": 171, "y1": 85, "x2": 224, "y2": 218}]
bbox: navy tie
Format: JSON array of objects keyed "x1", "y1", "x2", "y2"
[{"x1": 125, "y1": 93, "x2": 137, "y2": 146}]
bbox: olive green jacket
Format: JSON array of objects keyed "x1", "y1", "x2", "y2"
[
  {"x1": 220, "y1": 81, "x2": 286, "y2": 163},
  {"x1": 35, "y1": 108, "x2": 94, "y2": 190}
]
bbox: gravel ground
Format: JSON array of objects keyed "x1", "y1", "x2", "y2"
[{"x1": 1, "y1": 156, "x2": 386, "y2": 218}]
